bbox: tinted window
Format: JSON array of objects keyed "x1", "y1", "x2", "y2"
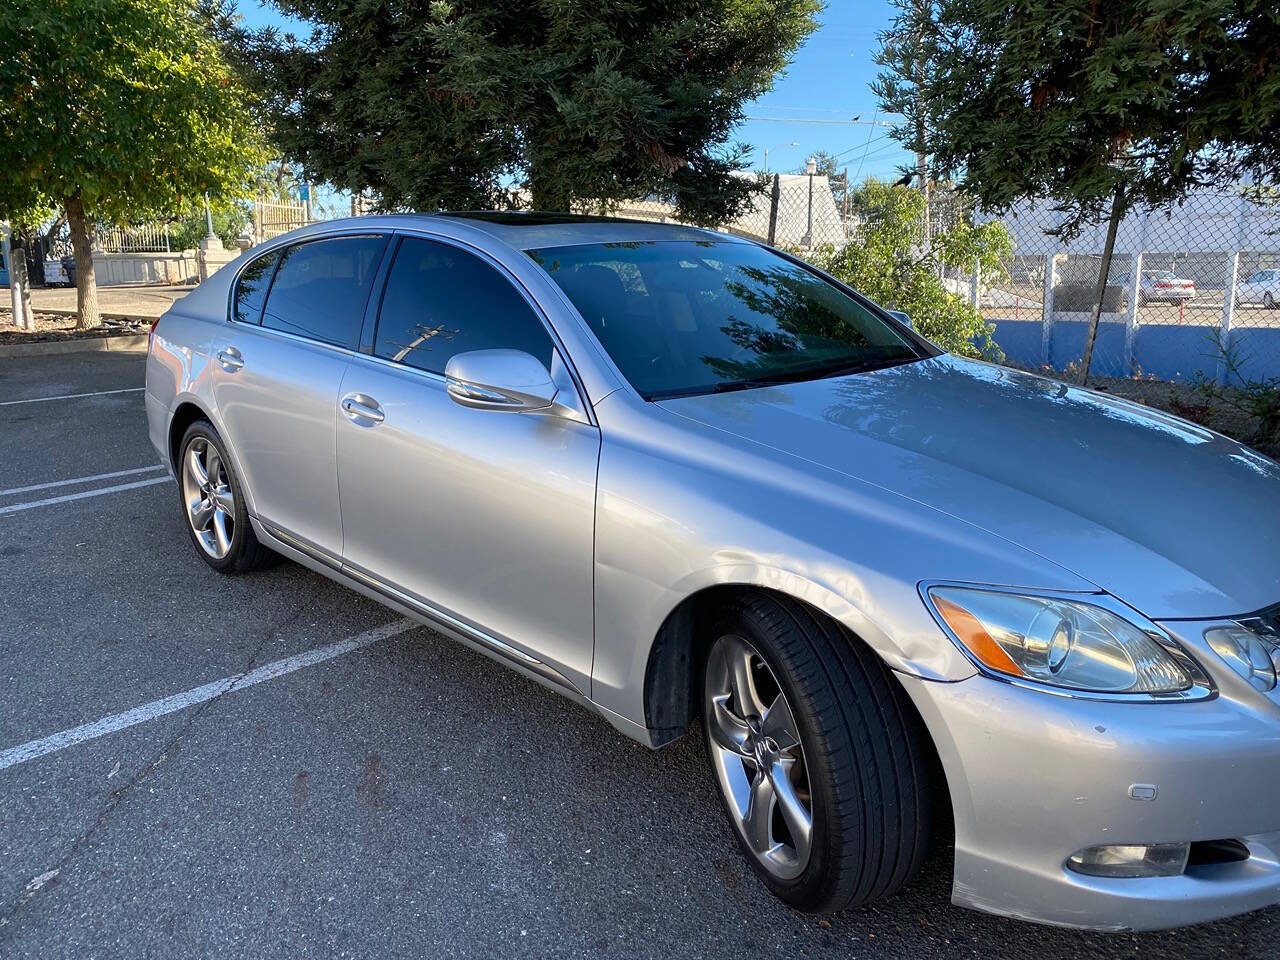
[
  {"x1": 529, "y1": 240, "x2": 921, "y2": 399},
  {"x1": 233, "y1": 249, "x2": 279, "y2": 324},
  {"x1": 374, "y1": 237, "x2": 554, "y2": 374},
  {"x1": 261, "y1": 235, "x2": 387, "y2": 349}
]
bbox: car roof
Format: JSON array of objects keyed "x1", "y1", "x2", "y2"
[{"x1": 436, "y1": 210, "x2": 738, "y2": 250}]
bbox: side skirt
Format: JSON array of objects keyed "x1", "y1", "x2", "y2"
[{"x1": 251, "y1": 516, "x2": 658, "y2": 746}]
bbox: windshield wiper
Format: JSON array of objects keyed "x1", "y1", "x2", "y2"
[{"x1": 712, "y1": 352, "x2": 918, "y2": 392}]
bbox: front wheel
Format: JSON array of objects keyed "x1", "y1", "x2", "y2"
[
  {"x1": 177, "y1": 420, "x2": 274, "y2": 574},
  {"x1": 700, "y1": 593, "x2": 933, "y2": 913}
]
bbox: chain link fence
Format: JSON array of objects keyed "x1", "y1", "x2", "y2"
[{"x1": 975, "y1": 191, "x2": 1280, "y2": 386}]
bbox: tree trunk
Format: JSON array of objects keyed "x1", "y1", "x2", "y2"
[
  {"x1": 529, "y1": 168, "x2": 570, "y2": 213},
  {"x1": 65, "y1": 194, "x2": 100, "y2": 330},
  {"x1": 1077, "y1": 183, "x2": 1125, "y2": 386}
]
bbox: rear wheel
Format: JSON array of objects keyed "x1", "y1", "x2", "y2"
[
  {"x1": 700, "y1": 593, "x2": 933, "y2": 912},
  {"x1": 178, "y1": 421, "x2": 274, "y2": 574},
  {"x1": 1266, "y1": 292, "x2": 1276, "y2": 310}
]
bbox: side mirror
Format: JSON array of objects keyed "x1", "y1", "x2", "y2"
[
  {"x1": 887, "y1": 309, "x2": 913, "y2": 330},
  {"x1": 445, "y1": 349, "x2": 558, "y2": 412}
]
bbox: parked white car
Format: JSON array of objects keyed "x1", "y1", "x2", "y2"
[
  {"x1": 1237, "y1": 269, "x2": 1280, "y2": 309},
  {"x1": 1115, "y1": 270, "x2": 1197, "y2": 305}
]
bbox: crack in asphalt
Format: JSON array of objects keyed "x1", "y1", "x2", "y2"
[{"x1": 0, "y1": 599, "x2": 311, "y2": 934}]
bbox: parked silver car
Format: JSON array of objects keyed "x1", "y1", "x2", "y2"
[
  {"x1": 1114, "y1": 269, "x2": 1197, "y2": 305},
  {"x1": 146, "y1": 213, "x2": 1280, "y2": 932},
  {"x1": 1237, "y1": 268, "x2": 1280, "y2": 309}
]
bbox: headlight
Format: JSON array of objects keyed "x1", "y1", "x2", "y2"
[
  {"x1": 1205, "y1": 625, "x2": 1280, "y2": 691},
  {"x1": 925, "y1": 586, "x2": 1203, "y2": 697}
]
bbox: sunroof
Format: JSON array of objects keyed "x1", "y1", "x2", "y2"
[{"x1": 439, "y1": 211, "x2": 637, "y2": 226}]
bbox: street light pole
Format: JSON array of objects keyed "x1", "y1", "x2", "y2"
[
  {"x1": 803, "y1": 156, "x2": 817, "y2": 248},
  {"x1": 762, "y1": 140, "x2": 799, "y2": 174}
]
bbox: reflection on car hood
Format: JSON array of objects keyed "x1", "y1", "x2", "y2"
[{"x1": 658, "y1": 355, "x2": 1280, "y2": 618}]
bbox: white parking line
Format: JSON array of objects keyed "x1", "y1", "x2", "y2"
[
  {"x1": 0, "y1": 465, "x2": 166, "y2": 498},
  {"x1": 0, "y1": 476, "x2": 171, "y2": 516},
  {"x1": 0, "y1": 619, "x2": 417, "y2": 771},
  {"x1": 0, "y1": 387, "x2": 145, "y2": 407}
]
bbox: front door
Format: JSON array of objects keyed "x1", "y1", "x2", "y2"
[
  {"x1": 210, "y1": 233, "x2": 388, "y2": 557},
  {"x1": 335, "y1": 235, "x2": 600, "y2": 694}
]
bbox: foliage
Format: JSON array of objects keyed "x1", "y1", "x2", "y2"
[
  {"x1": 167, "y1": 202, "x2": 253, "y2": 250},
  {"x1": 1197, "y1": 331, "x2": 1280, "y2": 457},
  {"x1": 0, "y1": 0, "x2": 267, "y2": 224},
  {"x1": 879, "y1": 1, "x2": 1280, "y2": 238},
  {"x1": 809, "y1": 179, "x2": 1010, "y2": 360},
  {"x1": 233, "y1": 0, "x2": 819, "y2": 222}
]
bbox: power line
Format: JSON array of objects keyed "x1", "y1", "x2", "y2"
[{"x1": 744, "y1": 116, "x2": 895, "y2": 126}]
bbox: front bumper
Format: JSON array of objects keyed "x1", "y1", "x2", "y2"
[{"x1": 900, "y1": 671, "x2": 1280, "y2": 931}]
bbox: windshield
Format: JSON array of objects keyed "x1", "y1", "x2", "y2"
[{"x1": 528, "y1": 240, "x2": 924, "y2": 399}]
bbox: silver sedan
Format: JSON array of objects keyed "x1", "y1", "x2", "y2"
[{"x1": 145, "y1": 212, "x2": 1280, "y2": 932}]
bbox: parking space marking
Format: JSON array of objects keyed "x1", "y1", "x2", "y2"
[
  {"x1": 0, "y1": 387, "x2": 145, "y2": 407},
  {"x1": 0, "y1": 477, "x2": 171, "y2": 516},
  {"x1": 0, "y1": 619, "x2": 417, "y2": 771},
  {"x1": 0, "y1": 465, "x2": 166, "y2": 498}
]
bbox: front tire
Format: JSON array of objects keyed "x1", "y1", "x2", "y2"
[
  {"x1": 700, "y1": 593, "x2": 933, "y2": 913},
  {"x1": 177, "y1": 420, "x2": 274, "y2": 574}
]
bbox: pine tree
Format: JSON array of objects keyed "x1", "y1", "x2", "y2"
[{"x1": 236, "y1": 0, "x2": 819, "y2": 222}]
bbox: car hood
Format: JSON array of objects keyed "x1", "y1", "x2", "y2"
[{"x1": 657, "y1": 355, "x2": 1280, "y2": 618}]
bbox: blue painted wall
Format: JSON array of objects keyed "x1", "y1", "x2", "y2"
[{"x1": 988, "y1": 317, "x2": 1280, "y2": 383}]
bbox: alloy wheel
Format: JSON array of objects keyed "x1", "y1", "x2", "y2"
[
  {"x1": 182, "y1": 436, "x2": 236, "y2": 559},
  {"x1": 704, "y1": 634, "x2": 814, "y2": 880}
]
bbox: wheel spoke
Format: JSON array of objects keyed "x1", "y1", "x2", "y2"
[
  {"x1": 727, "y1": 638, "x2": 767, "y2": 719},
  {"x1": 190, "y1": 498, "x2": 214, "y2": 531},
  {"x1": 185, "y1": 445, "x2": 208, "y2": 489},
  {"x1": 742, "y1": 772, "x2": 776, "y2": 854},
  {"x1": 212, "y1": 508, "x2": 232, "y2": 555},
  {"x1": 205, "y1": 445, "x2": 223, "y2": 487},
  {"x1": 769, "y1": 758, "x2": 812, "y2": 863},
  {"x1": 708, "y1": 693, "x2": 751, "y2": 756},
  {"x1": 761, "y1": 692, "x2": 801, "y2": 752},
  {"x1": 211, "y1": 484, "x2": 235, "y2": 514}
]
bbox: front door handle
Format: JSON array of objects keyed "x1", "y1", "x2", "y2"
[
  {"x1": 216, "y1": 346, "x2": 244, "y2": 371},
  {"x1": 341, "y1": 393, "x2": 385, "y2": 424}
]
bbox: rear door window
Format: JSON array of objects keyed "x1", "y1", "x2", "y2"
[{"x1": 261, "y1": 235, "x2": 388, "y2": 349}]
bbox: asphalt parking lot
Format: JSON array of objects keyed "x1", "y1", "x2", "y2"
[{"x1": 2, "y1": 350, "x2": 1278, "y2": 959}]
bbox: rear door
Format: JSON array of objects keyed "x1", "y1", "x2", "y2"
[{"x1": 210, "y1": 233, "x2": 389, "y2": 557}]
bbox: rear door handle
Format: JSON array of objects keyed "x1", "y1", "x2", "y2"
[
  {"x1": 216, "y1": 346, "x2": 244, "y2": 370},
  {"x1": 341, "y1": 393, "x2": 385, "y2": 424}
]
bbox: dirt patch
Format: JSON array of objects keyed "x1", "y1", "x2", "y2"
[{"x1": 0, "y1": 310, "x2": 150, "y2": 344}]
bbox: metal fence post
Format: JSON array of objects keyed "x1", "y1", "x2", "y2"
[
  {"x1": 1041, "y1": 251, "x2": 1059, "y2": 365},
  {"x1": 766, "y1": 174, "x2": 781, "y2": 247},
  {"x1": 1124, "y1": 251, "x2": 1143, "y2": 372},
  {"x1": 1216, "y1": 193, "x2": 1250, "y2": 385}
]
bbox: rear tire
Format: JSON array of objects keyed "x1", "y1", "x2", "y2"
[
  {"x1": 177, "y1": 420, "x2": 275, "y2": 574},
  {"x1": 700, "y1": 592, "x2": 933, "y2": 913},
  {"x1": 1266, "y1": 292, "x2": 1276, "y2": 310}
]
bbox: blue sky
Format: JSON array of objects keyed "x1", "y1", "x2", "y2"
[{"x1": 237, "y1": 0, "x2": 912, "y2": 186}]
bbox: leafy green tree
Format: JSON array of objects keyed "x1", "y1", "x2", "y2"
[
  {"x1": 167, "y1": 202, "x2": 254, "y2": 251},
  {"x1": 810, "y1": 179, "x2": 1009, "y2": 360},
  {"x1": 881, "y1": 0, "x2": 1280, "y2": 381},
  {"x1": 0, "y1": 0, "x2": 266, "y2": 327},
  {"x1": 235, "y1": 0, "x2": 818, "y2": 221}
]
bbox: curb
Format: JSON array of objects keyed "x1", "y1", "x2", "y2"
[{"x1": 0, "y1": 334, "x2": 149, "y2": 358}]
